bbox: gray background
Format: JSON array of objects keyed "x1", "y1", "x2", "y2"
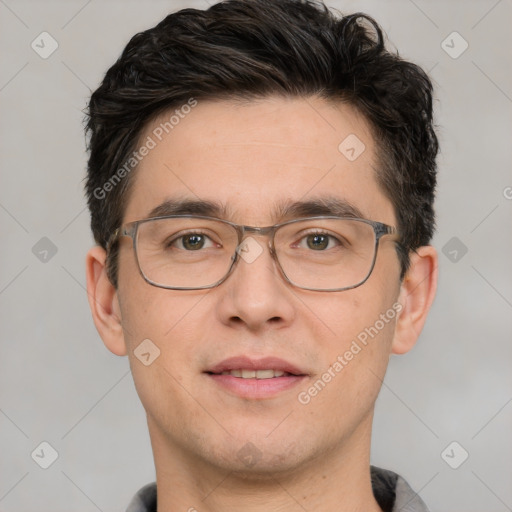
[{"x1": 0, "y1": 0, "x2": 511, "y2": 510}]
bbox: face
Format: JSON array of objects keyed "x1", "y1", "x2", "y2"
[{"x1": 111, "y1": 97, "x2": 404, "y2": 475}]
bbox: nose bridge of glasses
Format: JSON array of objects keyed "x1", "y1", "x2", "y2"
[
  {"x1": 239, "y1": 224, "x2": 276, "y2": 247},
  {"x1": 229, "y1": 225, "x2": 278, "y2": 268},
  {"x1": 241, "y1": 224, "x2": 274, "y2": 234}
]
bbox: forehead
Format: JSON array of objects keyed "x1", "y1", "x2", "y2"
[{"x1": 123, "y1": 96, "x2": 395, "y2": 226}]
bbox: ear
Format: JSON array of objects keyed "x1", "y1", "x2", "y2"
[
  {"x1": 392, "y1": 246, "x2": 438, "y2": 355},
  {"x1": 85, "y1": 246, "x2": 127, "y2": 356}
]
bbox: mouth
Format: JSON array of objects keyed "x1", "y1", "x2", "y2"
[
  {"x1": 216, "y1": 369, "x2": 294, "y2": 379},
  {"x1": 205, "y1": 356, "x2": 307, "y2": 399}
]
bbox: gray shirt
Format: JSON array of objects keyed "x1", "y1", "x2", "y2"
[{"x1": 126, "y1": 466, "x2": 429, "y2": 511}]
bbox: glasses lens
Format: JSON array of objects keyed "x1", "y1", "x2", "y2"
[
  {"x1": 135, "y1": 217, "x2": 238, "y2": 288},
  {"x1": 274, "y1": 218, "x2": 377, "y2": 290}
]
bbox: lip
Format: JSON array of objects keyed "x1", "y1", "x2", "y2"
[
  {"x1": 205, "y1": 356, "x2": 308, "y2": 400},
  {"x1": 207, "y1": 356, "x2": 305, "y2": 376}
]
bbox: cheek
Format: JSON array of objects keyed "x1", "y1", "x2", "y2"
[
  {"x1": 301, "y1": 282, "x2": 398, "y2": 352},
  {"x1": 117, "y1": 242, "x2": 206, "y2": 346},
  {"x1": 119, "y1": 286, "x2": 207, "y2": 365},
  {"x1": 295, "y1": 302, "x2": 397, "y2": 441},
  {"x1": 116, "y1": 256, "x2": 204, "y2": 392},
  {"x1": 118, "y1": 286, "x2": 209, "y2": 429},
  {"x1": 296, "y1": 285, "x2": 399, "y2": 404}
]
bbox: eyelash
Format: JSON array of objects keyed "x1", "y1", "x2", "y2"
[
  {"x1": 165, "y1": 231, "x2": 219, "y2": 249},
  {"x1": 293, "y1": 230, "x2": 343, "y2": 249}
]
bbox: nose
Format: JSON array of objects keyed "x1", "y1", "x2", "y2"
[{"x1": 214, "y1": 235, "x2": 296, "y2": 332}]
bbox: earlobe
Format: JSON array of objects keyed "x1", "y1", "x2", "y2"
[
  {"x1": 391, "y1": 246, "x2": 438, "y2": 355},
  {"x1": 85, "y1": 246, "x2": 127, "y2": 356}
]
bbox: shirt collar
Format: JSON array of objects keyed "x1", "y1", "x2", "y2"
[{"x1": 126, "y1": 466, "x2": 429, "y2": 512}]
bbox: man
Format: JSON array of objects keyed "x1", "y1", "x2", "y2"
[{"x1": 85, "y1": 0, "x2": 438, "y2": 510}]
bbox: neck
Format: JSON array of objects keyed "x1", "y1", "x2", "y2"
[{"x1": 148, "y1": 414, "x2": 383, "y2": 512}]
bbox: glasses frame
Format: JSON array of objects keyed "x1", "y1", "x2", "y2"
[{"x1": 108, "y1": 215, "x2": 399, "y2": 292}]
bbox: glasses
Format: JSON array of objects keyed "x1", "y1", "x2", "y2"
[{"x1": 108, "y1": 215, "x2": 399, "y2": 292}]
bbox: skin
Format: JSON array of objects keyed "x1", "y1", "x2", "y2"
[{"x1": 86, "y1": 96, "x2": 437, "y2": 511}]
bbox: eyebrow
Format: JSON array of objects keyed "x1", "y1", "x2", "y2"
[
  {"x1": 146, "y1": 196, "x2": 366, "y2": 223},
  {"x1": 275, "y1": 197, "x2": 365, "y2": 220},
  {"x1": 147, "y1": 199, "x2": 229, "y2": 219}
]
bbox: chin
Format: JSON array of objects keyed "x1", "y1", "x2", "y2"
[{"x1": 198, "y1": 430, "x2": 320, "y2": 478}]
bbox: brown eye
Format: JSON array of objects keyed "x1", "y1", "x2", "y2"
[
  {"x1": 181, "y1": 234, "x2": 206, "y2": 250},
  {"x1": 306, "y1": 234, "x2": 330, "y2": 250}
]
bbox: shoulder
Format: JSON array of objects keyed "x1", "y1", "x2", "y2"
[
  {"x1": 126, "y1": 482, "x2": 157, "y2": 512},
  {"x1": 371, "y1": 465, "x2": 430, "y2": 512}
]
